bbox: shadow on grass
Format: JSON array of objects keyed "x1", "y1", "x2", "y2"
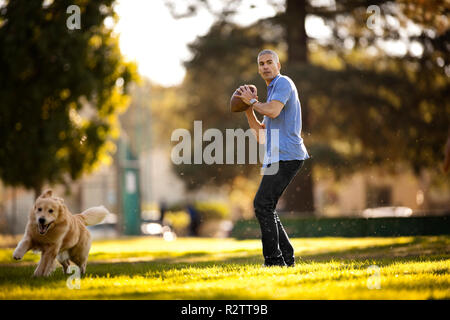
[
  {"x1": 88, "y1": 235, "x2": 448, "y2": 264},
  {"x1": 0, "y1": 236, "x2": 448, "y2": 286}
]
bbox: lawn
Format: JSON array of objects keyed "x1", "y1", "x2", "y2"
[{"x1": 0, "y1": 235, "x2": 449, "y2": 299}]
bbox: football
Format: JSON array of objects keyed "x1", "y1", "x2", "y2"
[{"x1": 230, "y1": 85, "x2": 257, "y2": 112}]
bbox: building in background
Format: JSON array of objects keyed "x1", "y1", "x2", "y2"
[{"x1": 314, "y1": 167, "x2": 449, "y2": 217}]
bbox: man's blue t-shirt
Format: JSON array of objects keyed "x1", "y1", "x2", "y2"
[{"x1": 262, "y1": 74, "x2": 310, "y2": 167}]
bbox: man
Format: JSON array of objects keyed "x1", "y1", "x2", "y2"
[{"x1": 236, "y1": 49, "x2": 310, "y2": 267}]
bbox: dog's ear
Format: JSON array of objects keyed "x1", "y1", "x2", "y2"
[
  {"x1": 40, "y1": 189, "x2": 53, "y2": 198},
  {"x1": 54, "y1": 197, "x2": 67, "y2": 215},
  {"x1": 54, "y1": 196, "x2": 64, "y2": 203}
]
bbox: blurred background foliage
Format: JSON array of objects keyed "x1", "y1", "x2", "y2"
[
  {"x1": 0, "y1": 0, "x2": 138, "y2": 196},
  {"x1": 157, "y1": 0, "x2": 449, "y2": 214},
  {"x1": 0, "y1": 0, "x2": 448, "y2": 222}
]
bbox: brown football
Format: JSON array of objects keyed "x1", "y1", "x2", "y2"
[{"x1": 230, "y1": 85, "x2": 257, "y2": 112}]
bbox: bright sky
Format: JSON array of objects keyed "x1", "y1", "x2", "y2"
[
  {"x1": 0, "y1": 0, "x2": 426, "y2": 86},
  {"x1": 113, "y1": 0, "x2": 422, "y2": 87},
  {"x1": 113, "y1": 0, "x2": 280, "y2": 87}
]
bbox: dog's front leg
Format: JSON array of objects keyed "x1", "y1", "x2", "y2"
[
  {"x1": 33, "y1": 246, "x2": 59, "y2": 277},
  {"x1": 13, "y1": 235, "x2": 32, "y2": 260},
  {"x1": 33, "y1": 254, "x2": 46, "y2": 277}
]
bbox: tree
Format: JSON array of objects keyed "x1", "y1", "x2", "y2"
[
  {"x1": 0, "y1": 0, "x2": 137, "y2": 197},
  {"x1": 164, "y1": 0, "x2": 449, "y2": 213}
]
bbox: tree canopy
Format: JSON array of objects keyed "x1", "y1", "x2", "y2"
[
  {"x1": 165, "y1": 0, "x2": 449, "y2": 211},
  {"x1": 0, "y1": 0, "x2": 137, "y2": 196}
]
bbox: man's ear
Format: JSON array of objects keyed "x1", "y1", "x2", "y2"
[
  {"x1": 40, "y1": 189, "x2": 52, "y2": 198},
  {"x1": 277, "y1": 62, "x2": 281, "y2": 71}
]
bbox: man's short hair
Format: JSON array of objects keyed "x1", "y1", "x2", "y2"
[{"x1": 257, "y1": 49, "x2": 279, "y2": 63}]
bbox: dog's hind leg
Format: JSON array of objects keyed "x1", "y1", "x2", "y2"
[
  {"x1": 70, "y1": 232, "x2": 92, "y2": 275},
  {"x1": 60, "y1": 260, "x2": 70, "y2": 274},
  {"x1": 79, "y1": 260, "x2": 87, "y2": 275},
  {"x1": 57, "y1": 251, "x2": 71, "y2": 274},
  {"x1": 71, "y1": 248, "x2": 89, "y2": 275},
  {"x1": 70, "y1": 256, "x2": 88, "y2": 275}
]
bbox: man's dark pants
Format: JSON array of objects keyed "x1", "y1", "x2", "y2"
[{"x1": 254, "y1": 160, "x2": 304, "y2": 266}]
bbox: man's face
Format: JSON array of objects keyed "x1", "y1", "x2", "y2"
[{"x1": 258, "y1": 54, "x2": 281, "y2": 82}]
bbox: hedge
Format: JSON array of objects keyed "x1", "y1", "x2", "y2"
[{"x1": 230, "y1": 216, "x2": 450, "y2": 239}]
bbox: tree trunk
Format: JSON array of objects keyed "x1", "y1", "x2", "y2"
[
  {"x1": 286, "y1": 0, "x2": 308, "y2": 63},
  {"x1": 33, "y1": 184, "x2": 42, "y2": 200},
  {"x1": 280, "y1": 0, "x2": 315, "y2": 215}
]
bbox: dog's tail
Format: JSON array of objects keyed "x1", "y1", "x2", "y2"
[{"x1": 78, "y1": 206, "x2": 109, "y2": 226}]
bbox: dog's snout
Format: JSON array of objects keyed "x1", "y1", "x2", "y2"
[{"x1": 38, "y1": 218, "x2": 46, "y2": 224}]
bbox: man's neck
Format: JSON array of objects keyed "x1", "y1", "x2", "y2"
[{"x1": 265, "y1": 73, "x2": 280, "y2": 86}]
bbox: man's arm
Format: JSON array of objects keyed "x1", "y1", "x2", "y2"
[
  {"x1": 251, "y1": 100, "x2": 284, "y2": 119},
  {"x1": 245, "y1": 107, "x2": 266, "y2": 144},
  {"x1": 237, "y1": 85, "x2": 284, "y2": 119}
]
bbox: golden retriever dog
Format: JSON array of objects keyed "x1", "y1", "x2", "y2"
[{"x1": 13, "y1": 189, "x2": 109, "y2": 277}]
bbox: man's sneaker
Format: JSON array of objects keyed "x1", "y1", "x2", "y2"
[
  {"x1": 286, "y1": 262, "x2": 295, "y2": 267},
  {"x1": 285, "y1": 259, "x2": 295, "y2": 267},
  {"x1": 262, "y1": 262, "x2": 287, "y2": 267}
]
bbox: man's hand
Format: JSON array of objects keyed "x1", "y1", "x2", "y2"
[{"x1": 236, "y1": 85, "x2": 258, "y2": 105}]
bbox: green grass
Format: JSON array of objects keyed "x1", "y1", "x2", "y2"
[{"x1": 0, "y1": 235, "x2": 449, "y2": 299}]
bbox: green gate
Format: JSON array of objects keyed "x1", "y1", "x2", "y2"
[{"x1": 117, "y1": 138, "x2": 141, "y2": 235}]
